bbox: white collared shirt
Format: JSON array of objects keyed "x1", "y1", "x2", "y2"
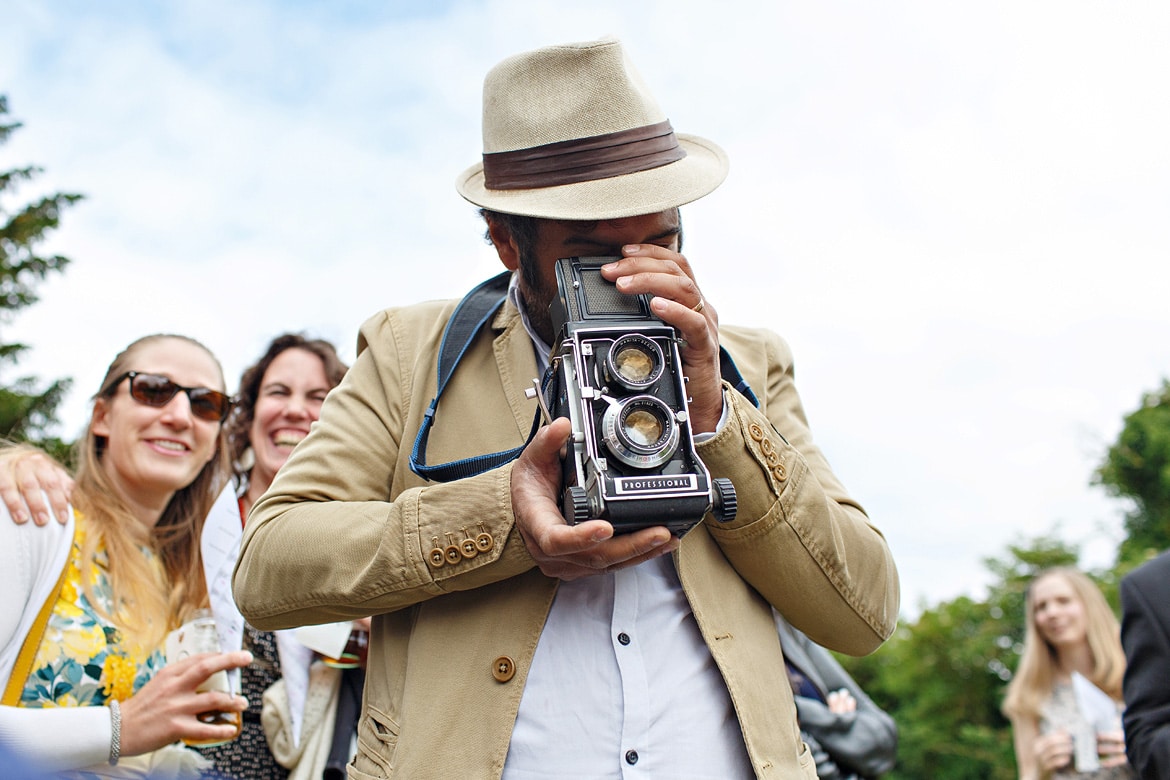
[{"x1": 502, "y1": 276, "x2": 752, "y2": 779}]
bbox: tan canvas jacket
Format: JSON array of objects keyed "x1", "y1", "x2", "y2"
[{"x1": 234, "y1": 296, "x2": 900, "y2": 779}]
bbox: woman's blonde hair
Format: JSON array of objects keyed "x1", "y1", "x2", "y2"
[
  {"x1": 71, "y1": 334, "x2": 231, "y2": 650},
  {"x1": 1002, "y1": 566, "x2": 1126, "y2": 722}
]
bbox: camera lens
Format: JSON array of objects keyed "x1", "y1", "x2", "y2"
[
  {"x1": 605, "y1": 335, "x2": 664, "y2": 390},
  {"x1": 601, "y1": 395, "x2": 680, "y2": 469},
  {"x1": 622, "y1": 408, "x2": 663, "y2": 446}
]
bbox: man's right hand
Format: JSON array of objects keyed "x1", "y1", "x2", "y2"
[
  {"x1": 510, "y1": 417, "x2": 678, "y2": 580},
  {"x1": 0, "y1": 446, "x2": 74, "y2": 526}
]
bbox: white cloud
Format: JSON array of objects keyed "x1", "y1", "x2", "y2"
[{"x1": 4, "y1": 0, "x2": 1169, "y2": 616}]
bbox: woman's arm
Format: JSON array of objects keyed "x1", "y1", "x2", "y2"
[
  {"x1": 1012, "y1": 716, "x2": 1041, "y2": 780},
  {"x1": 0, "y1": 704, "x2": 113, "y2": 770},
  {"x1": 0, "y1": 652, "x2": 252, "y2": 772},
  {"x1": 1012, "y1": 714, "x2": 1075, "y2": 780}
]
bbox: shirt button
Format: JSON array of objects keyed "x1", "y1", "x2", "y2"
[
  {"x1": 492, "y1": 656, "x2": 515, "y2": 682},
  {"x1": 617, "y1": 632, "x2": 631, "y2": 646},
  {"x1": 625, "y1": 750, "x2": 639, "y2": 765}
]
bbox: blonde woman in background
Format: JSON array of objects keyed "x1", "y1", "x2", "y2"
[{"x1": 1003, "y1": 567, "x2": 1135, "y2": 779}]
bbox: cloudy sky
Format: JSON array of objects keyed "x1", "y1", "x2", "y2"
[{"x1": 4, "y1": 1, "x2": 1168, "y2": 616}]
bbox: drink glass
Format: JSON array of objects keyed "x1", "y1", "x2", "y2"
[{"x1": 166, "y1": 609, "x2": 242, "y2": 746}]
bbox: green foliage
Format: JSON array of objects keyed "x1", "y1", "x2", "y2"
[
  {"x1": 834, "y1": 377, "x2": 1170, "y2": 779},
  {"x1": 0, "y1": 94, "x2": 80, "y2": 453},
  {"x1": 1095, "y1": 379, "x2": 1170, "y2": 567}
]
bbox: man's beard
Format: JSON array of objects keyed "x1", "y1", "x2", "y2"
[{"x1": 517, "y1": 255, "x2": 556, "y2": 346}]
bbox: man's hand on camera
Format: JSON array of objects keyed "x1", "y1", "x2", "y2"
[
  {"x1": 601, "y1": 247, "x2": 723, "y2": 434},
  {"x1": 511, "y1": 417, "x2": 679, "y2": 580}
]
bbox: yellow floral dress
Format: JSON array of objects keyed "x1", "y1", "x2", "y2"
[{"x1": 16, "y1": 515, "x2": 165, "y2": 709}]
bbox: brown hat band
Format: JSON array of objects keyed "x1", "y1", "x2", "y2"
[{"x1": 482, "y1": 120, "x2": 687, "y2": 191}]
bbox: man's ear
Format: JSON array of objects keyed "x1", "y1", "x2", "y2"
[{"x1": 486, "y1": 218, "x2": 521, "y2": 272}]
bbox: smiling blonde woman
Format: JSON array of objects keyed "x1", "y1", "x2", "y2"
[{"x1": 1003, "y1": 567, "x2": 1135, "y2": 779}]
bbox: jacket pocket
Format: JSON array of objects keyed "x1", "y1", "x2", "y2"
[
  {"x1": 350, "y1": 703, "x2": 400, "y2": 778},
  {"x1": 796, "y1": 738, "x2": 821, "y2": 779}
]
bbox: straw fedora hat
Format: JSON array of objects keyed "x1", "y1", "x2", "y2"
[{"x1": 456, "y1": 37, "x2": 728, "y2": 221}]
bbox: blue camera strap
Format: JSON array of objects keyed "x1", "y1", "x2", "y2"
[{"x1": 408, "y1": 271, "x2": 758, "y2": 483}]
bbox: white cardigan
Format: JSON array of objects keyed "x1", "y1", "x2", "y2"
[
  {"x1": 0, "y1": 501, "x2": 115, "y2": 771},
  {"x1": 0, "y1": 486, "x2": 319, "y2": 774}
]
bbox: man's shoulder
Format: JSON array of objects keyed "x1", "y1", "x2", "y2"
[
  {"x1": 361, "y1": 297, "x2": 462, "y2": 331},
  {"x1": 719, "y1": 323, "x2": 794, "y2": 368},
  {"x1": 355, "y1": 297, "x2": 465, "y2": 356},
  {"x1": 1124, "y1": 550, "x2": 1170, "y2": 595}
]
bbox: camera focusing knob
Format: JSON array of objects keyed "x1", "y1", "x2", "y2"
[
  {"x1": 711, "y1": 477, "x2": 738, "y2": 523},
  {"x1": 564, "y1": 486, "x2": 591, "y2": 524}
]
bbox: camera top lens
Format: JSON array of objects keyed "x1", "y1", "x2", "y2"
[{"x1": 605, "y1": 334, "x2": 664, "y2": 390}]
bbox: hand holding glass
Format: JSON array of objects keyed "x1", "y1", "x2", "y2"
[{"x1": 165, "y1": 610, "x2": 242, "y2": 746}]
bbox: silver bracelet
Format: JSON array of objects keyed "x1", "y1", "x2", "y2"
[{"x1": 108, "y1": 698, "x2": 122, "y2": 766}]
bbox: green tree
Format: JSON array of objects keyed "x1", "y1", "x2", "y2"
[
  {"x1": 1, "y1": 94, "x2": 82, "y2": 463},
  {"x1": 1095, "y1": 379, "x2": 1170, "y2": 568},
  {"x1": 839, "y1": 535, "x2": 1082, "y2": 779}
]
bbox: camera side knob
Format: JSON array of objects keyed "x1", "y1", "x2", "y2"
[
  {"x1": 563, "y1": 486, "x2": 592, "y2": 525},
  {"x1": 711, "y1": 478, "x2": 737, "y2": 523}
]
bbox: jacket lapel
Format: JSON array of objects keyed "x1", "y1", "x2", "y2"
[{"x1": 491, "y1": 300, "x2": 543, "y2": 440}]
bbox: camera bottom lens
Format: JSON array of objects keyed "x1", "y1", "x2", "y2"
[{"x1": 601, "y1": 395, "x2": 679, "y2": 469}]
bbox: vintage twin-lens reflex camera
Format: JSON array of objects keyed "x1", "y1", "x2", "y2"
[{"x1": 530, "y1": 256, "x2": 737, "y2": 536}]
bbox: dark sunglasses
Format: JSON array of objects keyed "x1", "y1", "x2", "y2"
[{"x1": 108, "y1": 371, "x2": 234, "y2": 423}]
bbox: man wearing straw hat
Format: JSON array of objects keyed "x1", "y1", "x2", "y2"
[{"x1": 235, "y1": 37, "x2": 899, "y2": 779}]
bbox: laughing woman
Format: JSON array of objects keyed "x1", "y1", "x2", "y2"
[{"x1": 0, "y1": 334, "x2": 251, "y2": 776}]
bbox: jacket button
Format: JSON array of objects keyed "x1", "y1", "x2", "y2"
[
  {"x1": 475, "y1": 532, "x2": 494, "y2": 552},
  {"x1": 772, "y1": 463, "x2": 787, "y2": 482},
  {"x1": 444, "y1": 545, "x2": 462, "y2": 565},
  {"x1": 428, "y1": 548, "x2": 445, "y2": 568},
  {"x1": 492, "y1": 656, "x2": 516, "y2": 682},
  {"x1": 460, "y1": 538, "x2": 479, "y2": 559},
  {"x1": 748, "y1": 423, "x2": 765, "y2": 442}
]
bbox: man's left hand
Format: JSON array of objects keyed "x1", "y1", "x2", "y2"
[{"x1": 601, "y1": 246, "x2": 723, "y2": 433}]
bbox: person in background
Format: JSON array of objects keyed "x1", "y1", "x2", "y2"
[
  {"x1": 0, "y1": 334, "x2": 251, "y2": 776},
  {"x1": 776, "y1": 613, "x2": 897, "y2": 779},
  {"x1": 202, "y1": 332, "x2": 350, "y2": 779},
  {"x1": 1120, "y1": 550, "x2": 1170, "y2": 779},
  {"x1": 2, "y1": 332, "x2": 355, "y2": 779},
  {"x1": 233, "y1": 37, "x2": 899, "y2": 779},
  {"x1": 1002, "y1": 567, "x2": 1135, "y2": 779}
]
